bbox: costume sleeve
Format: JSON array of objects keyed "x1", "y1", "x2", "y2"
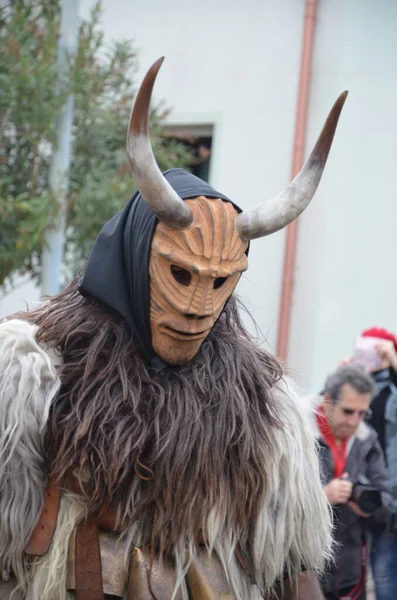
[
  {"x1": 365, "y1": 435, "x2": 393, "y2": 522},
  {"x1": 0, "y1": 319, "x2": 61, "y2": 581}
]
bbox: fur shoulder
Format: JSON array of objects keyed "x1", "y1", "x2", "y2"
[
  {"x1": 250, "y1": 378, "x2": 332, "y2": 590},
  {"x1": 0, "y1": 319, "x2": 61, "y2": 582}
]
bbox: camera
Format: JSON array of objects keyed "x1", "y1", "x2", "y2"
[{"x1": 349, "y1": 475, "x2": 382, "y2": 514}]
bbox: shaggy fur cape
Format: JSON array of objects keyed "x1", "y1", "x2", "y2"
[{"x1": 0, "y1": 282, "x2": 332, "y2": 599}]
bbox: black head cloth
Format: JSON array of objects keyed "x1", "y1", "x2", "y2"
[{"x1": 78, "y1": 168, "x2": 246, "y2": 368}]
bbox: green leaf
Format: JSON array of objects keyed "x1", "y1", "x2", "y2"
[{"x1": 0, "y1": 0, "x2": 193, "y2": 288}]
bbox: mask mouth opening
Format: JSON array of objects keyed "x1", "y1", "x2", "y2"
[{"x1": 161, "y1": 324, "x2": 210, "y2": 341}]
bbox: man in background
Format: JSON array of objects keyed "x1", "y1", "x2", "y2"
[
  {"x1": 311, "y1": 364, "x2": 391, "y2": 600},
  {"x1": 358, "y1": 328, "x2": 397, "y2": 600}
]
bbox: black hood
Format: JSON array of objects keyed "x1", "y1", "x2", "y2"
[{"x1": 78, "y1": 168, "x2": 245, "y2": 368}]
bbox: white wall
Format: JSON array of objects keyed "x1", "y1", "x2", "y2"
[
  {"x1": 79, "y1": 0, "x2": 306, "y2": 350},
  {"x1": 289, "y1": 0, "x2": 397, "y2": 391}
]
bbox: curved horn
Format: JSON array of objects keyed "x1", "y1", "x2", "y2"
[
  {"x1": 126, "y1": 57, "x2": 194, "y2": 229},
  {"x1": 235, "y1": 91, "x2": 348, "y2": 241}
]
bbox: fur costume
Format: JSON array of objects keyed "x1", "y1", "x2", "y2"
[
  {"x1": 0, "y1": 58, "x2": 347, "y2": 599},
  {"x1": 0, "y1": 303, "x2": 331, "y2": 600}
]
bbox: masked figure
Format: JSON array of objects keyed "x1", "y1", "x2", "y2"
[{"x1": 0, "y1": 58, "x2": 347, "y2": 600}]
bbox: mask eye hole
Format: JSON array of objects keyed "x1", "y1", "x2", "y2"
[
  {"x1": 213, "y1": 277, "x2": 227, "y2": 289},
  {"x1": 170, "y1": 265, "x2": 192, "y2": 287}
]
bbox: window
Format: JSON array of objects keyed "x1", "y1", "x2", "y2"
[{"x1": 163, "y1": 124, "x2": 213, "y2": 183}]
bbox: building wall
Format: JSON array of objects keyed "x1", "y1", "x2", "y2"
[
  {"x1": 4, "y1": 0, "x2": 396, "y2": 394},
  {"x1": 288, "y1": 0, "x2": 397, "y2": 391}
]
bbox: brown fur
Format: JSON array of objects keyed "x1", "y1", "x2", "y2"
[{"x1": 19, "y1": 280, "x2": 283, "y2": 557}]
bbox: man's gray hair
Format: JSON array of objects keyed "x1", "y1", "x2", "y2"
[{"x1": 324, "y1": 364, "x2": 376, "y2": 405}]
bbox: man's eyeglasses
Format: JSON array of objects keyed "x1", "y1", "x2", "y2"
[{"x1": 341, "y1": 407, "x2": 372, "y2": 419}]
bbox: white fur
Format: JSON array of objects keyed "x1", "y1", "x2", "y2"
[
  {"x1": 0, "y1": 320, "x2": 61, "y2": 585},
  {"x1": 0, "y1": 320, "x2": 332, "y2": 599},
  {"x1": 27, "y1": 494, "x2": 86, "y2": 600},
  {"x1": 215, "y1": 380, "x2": 333, "y2": 598}
]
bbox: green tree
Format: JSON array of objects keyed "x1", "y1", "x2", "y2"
[{"x1": 0, "y1": 0, "x2": 193, "y2": 287}]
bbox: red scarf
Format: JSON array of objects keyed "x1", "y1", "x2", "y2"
[{"x1": 316, "y1": 407, "x2": 348, "y2": 478}]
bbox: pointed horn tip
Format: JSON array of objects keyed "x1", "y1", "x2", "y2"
[
  {"x1": 127, "y1": 57, "x2": 166, "y2": 139},
  {"x1": 235, "y1": 90, "x2": 350, "y2": 242},
  {"x1": 335, "y1": 90, "x2": 349, "y2": 109},
  {"x1": 149, "y1": 56, "x2": 165, "y2": 76}
]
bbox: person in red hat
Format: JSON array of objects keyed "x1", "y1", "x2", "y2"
[{"x1": 357, "y1": 327, "x2": 397, "y2": 600}]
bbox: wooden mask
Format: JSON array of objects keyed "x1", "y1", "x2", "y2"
[{"x1": 149, "y1": 197, "x2": 248, "y2": 365}]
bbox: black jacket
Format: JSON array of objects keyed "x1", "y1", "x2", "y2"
[{"x1": 313, "y1": 409, "x2": 392, "y2": 593}]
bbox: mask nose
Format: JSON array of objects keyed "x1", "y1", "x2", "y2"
[
  {"x1": 184, "y1": 313, "x2": 208, "y2": 321},
  {"x1": 186, "y1": 279, "x2": 215, "y2": 318}
]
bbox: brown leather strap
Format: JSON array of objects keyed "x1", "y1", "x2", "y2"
[
  {"x1": 65, "y1": 472, "x2": 121, "y2": 533},
  {"x1": 75, "y1": 519, "x2": 104, "y2": 600},
  {"x1": 24, "y1": 476, "x2": 63, "y2": 556},
  {"x1": 98, "y1": 506, "x2": 121, "y2": 533}
]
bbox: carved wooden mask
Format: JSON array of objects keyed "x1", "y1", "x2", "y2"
[{"x1": 149, "y1": 197, "x2": 248, "y2": 366}]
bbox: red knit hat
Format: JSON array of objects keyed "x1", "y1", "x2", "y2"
[{"x1": 362, "y1": 327, "x2": 397, "y2": 352}]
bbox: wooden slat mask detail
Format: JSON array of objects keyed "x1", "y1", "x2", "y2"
[{"x1": 150, "y1": 196, "x2": 248, "y2": 366}]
